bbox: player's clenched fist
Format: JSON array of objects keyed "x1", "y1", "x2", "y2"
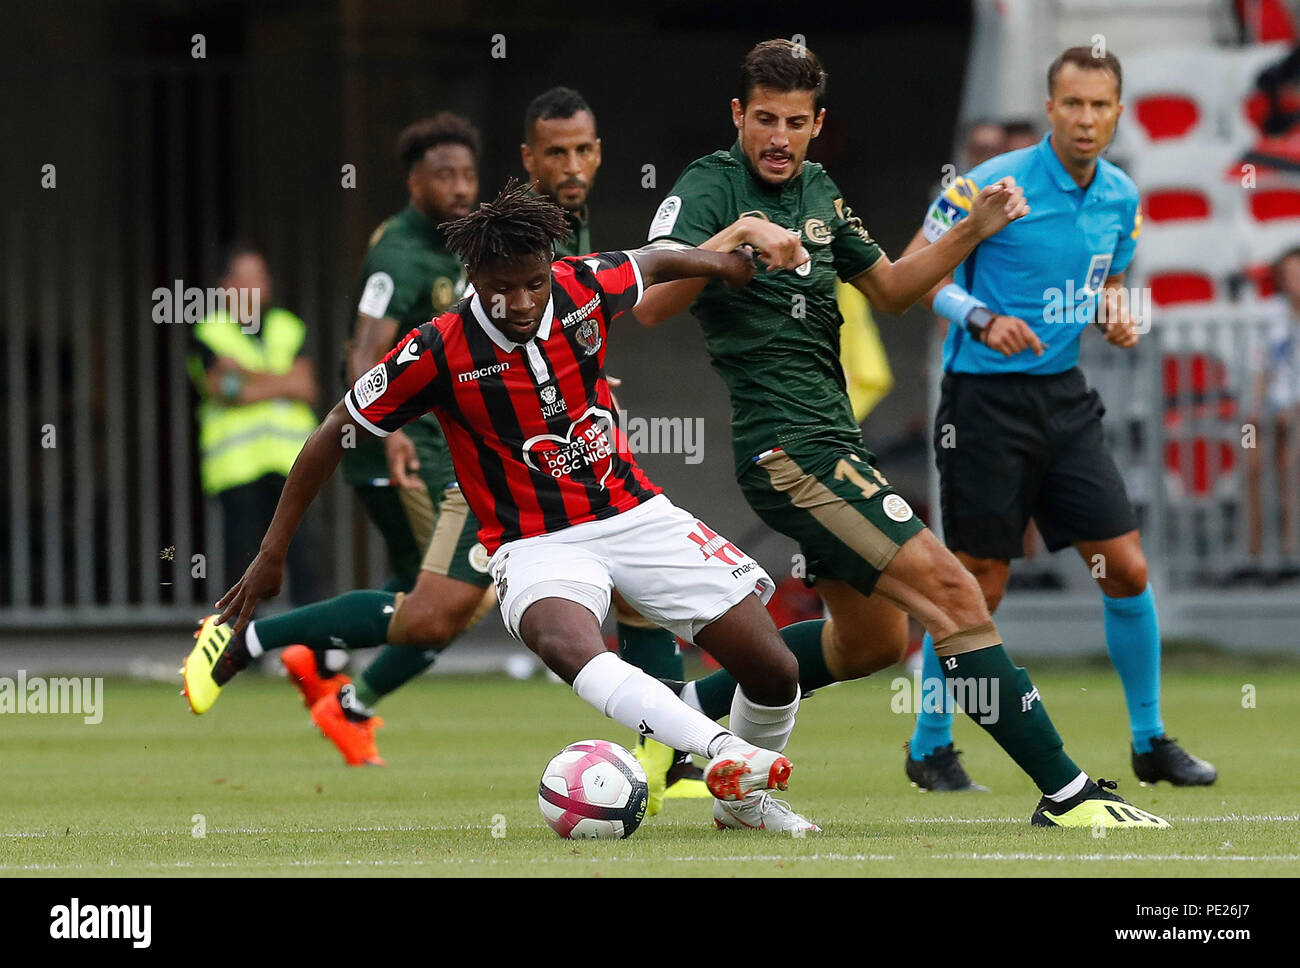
[
  {"x1": 967, "y1": 176, "x2": 1030, "y2": 240},
  {"x1": 734, "y1": 215, "x2": 811, "y2": 271},
  {"x1": 980, "y1": 314, "x2": 1044, "y2": 357},
  {"x1": 721, "y1": 245, "x2": 759, "y2": 289}
]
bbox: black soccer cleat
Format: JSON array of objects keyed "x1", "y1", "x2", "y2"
[
  {"x1": 1132, "y1": 735, "x2": 1217, "y2": 786},
  {"x1": 666, "y1": 749, "x2": 706, "y2": 787},
  {"x1": 1031, "y1": 777, "x2": 1170, "y2": 828},
  {"x1": 904, "y1": 742, "x2": 989, "y2": 792}
]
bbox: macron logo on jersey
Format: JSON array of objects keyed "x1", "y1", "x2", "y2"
[
  {"x1": 457, "y1": 361, "x2": 511, "y2": 383},
  {"x1": 394, "y1": 339, "x2": 422, "y2": 366}
]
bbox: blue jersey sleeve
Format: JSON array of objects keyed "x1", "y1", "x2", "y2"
[{"x1": 1112, "y1": 190, "x2": 1142, "y2": 276}]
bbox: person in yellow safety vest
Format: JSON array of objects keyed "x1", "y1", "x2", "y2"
[
  {"x1": 189, "y1": 246, "x2": 324, "y2": 605},
  {"x1": 836, "y1": 278, "x2": 894, "y2": 423}
]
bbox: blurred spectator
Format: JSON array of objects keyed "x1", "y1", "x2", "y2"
[
  {"x1": 188, "y1": 246, "x2": 324, "y2": 603},
  {"x1": 963, "y1": 119, "x2": 1007, "y2": 168},
  {"x1": 1245, "y1": 246, "x2": 1300, "y2": 579},
  {"x1": 1002, "y1": 119, "x2": 1039, "y2": 150}
]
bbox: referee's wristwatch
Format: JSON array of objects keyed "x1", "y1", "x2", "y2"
[{"x1": 964, "y1": 305, "x2": 996, "y2": 341}]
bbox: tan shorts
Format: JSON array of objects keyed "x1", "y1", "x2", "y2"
[{"x1": 397, "y1": 483, "x2": 493, "y2": 588}]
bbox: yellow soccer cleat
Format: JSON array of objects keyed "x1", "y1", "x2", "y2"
[
  {"x1": 182, "y1": 614, "x2": 238, "y2": 715},
  {"x1": 634, "y1": 737, "x2": 675, "y2": 816},
  {"x1": 1031, "y1": 778, "x2": 1170, "y2": 829},
  {"x1": 664, "y1": 750, "x2": 713, "y2": 800}
]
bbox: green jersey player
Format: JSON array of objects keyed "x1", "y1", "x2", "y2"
[{"x1": 633, "y1": 38, "x2": 1169, "y2": 828}]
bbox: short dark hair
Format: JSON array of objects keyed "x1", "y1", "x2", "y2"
[
  {"x1": 442, "y1": 179, "x2": 572, "y2": 273},
  {"x1": 397, "y1": 112, "x2": 481, "y2": 170},
  {"x1": 1047, "y1": 46, "x2": 1123, "y2": 99},
  {"x1": 1003, "y1": 119, "x2": 1038, "y2": 140},
  {"x1": 523, "y1": 86, "x2": 595, "y2": 142},
  {"x1": 740, "y1": 39, "x2": 828, "y2": 110}
]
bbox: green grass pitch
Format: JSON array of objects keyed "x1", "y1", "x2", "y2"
[{"x1": 2, "y1": 660, "x2": 1297, "y2": 877}]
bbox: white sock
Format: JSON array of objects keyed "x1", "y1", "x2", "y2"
[
  {"x1": 679, "y1": 681, "x2": 704, "y2": 714},
  {"x1": 727, "y1": 686, "x2": 800, "y2": 752},
  {"x1": 245, "y1": 621, "x2": 264, "y2": 658},
  {"x1": 1046, "y1": 771, "x2": 1090, "y2": 802},
  {"x1": 572, "y1": 652, "x2": 730, "y2": 758}
]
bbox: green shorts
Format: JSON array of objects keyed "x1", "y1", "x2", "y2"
[{"x1": 738, "y1": 440, "x2": 926, "y2": 595}]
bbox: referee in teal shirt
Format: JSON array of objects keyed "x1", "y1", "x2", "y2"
[{"x1": 899, "y1": 46, "x2": 1216, "y2": 791}]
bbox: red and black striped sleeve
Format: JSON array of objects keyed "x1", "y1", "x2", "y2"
[
  {"x1": 344, "y1": 322, "x2": 445, "y2": 437},
  {"x1": 559, "y1": 251, "x2": 645, "y2": 325}
]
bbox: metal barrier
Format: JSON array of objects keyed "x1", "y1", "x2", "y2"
[
  {"x1": 926, "y1": 306, "x2": 1300, "y2": 651},
  {"x1": 0, "y1": 63, "x2": 390, "y2": 630}
]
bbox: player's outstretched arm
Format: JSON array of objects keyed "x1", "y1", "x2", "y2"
[
  {"x1": 213, "y1": 401, "x2": 355, "y2": 632},
  {"x1": 854, "y1": 177, "x2": 1029, "y2": 315},
  {"x1": 630, "y1": 245, "x2": 757, "y2": 292},
  {"x1": 631, "y1": 216, "x2": 808, "y2": 326}
]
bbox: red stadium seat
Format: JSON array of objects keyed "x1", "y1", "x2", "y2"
[
  {"x1": 1248, "y1": 186, "x2": 1300, "y2": 220},
  {"x1": 1144, "y1": 188, "x2": 1212, "y2": 222},
  {"x1": 1134, "y1": 95, "x2": 1202, "y2": 141},
  {"x1": 1150, "y1": 271, "x2": 1217, "y2": 306},
  {"x1": 1119, "y1": 48, "x2": 1227, "y2": 154}
]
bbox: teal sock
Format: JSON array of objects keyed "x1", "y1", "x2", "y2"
[
  {"x1": 694, "y1": 619, "x2": 834, "y2": 721},
  {"x1": 356, "y1": 645, "x2": 438, "y2": 708},
  {"x1": 249, "y1": 590, "x2": 394, "y2": 653},
  {"x1": 908, "y1": 632, "x2": 954, "y2": 760},
  {"x1": 1102, "y1": 584, "x2": 1165, "y2": 753},
  {"x1": 618, "y1": 623, "x2": 683, "y2": 681},
  {"x1": 944, "y1": 643, "x2": 1082, "y2": 795}
]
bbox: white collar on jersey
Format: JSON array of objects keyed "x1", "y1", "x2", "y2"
[{"x1": 469, "y1": 291, "x2": 555, "y2": 352}]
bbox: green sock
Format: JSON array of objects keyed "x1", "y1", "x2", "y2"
[
  {"x1": 944, "y1": 643, "x2": 1082, "y2": 795},
  {"x1": 694, "y1": 619, "x2": 834, "y2": 720},
  {"x1": 250, "y1": 590, "x2": 395, "y2": 653},
  {"x1": 618, "y1": 623, "x2": 683, "y2": 681},
  {"x1": 356, "y1": 646, "x2": 438, "y2": 707}
]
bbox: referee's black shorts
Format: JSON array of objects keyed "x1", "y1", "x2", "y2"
[{"x1": 934, "y1": 366, "x2": 1137, "y2": 560}]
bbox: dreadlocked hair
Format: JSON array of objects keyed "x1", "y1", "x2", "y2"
[{"x1": 442, "y1": 179, "x2": 572, "y2": 273}]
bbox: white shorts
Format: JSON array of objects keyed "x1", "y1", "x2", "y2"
[{"x1": 489, "y1": 494, "x2": 774, "y2": 644}]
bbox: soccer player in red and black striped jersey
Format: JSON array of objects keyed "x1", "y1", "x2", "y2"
[{"x1": 182, "y1": 182, "x2": 819, "y2": 830}]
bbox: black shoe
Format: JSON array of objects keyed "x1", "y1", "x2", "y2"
[
  {"x1": 1030, "y1": 777, "x2": 1170, "y2": 828},
  {"x1": 904, "y1": 742, "x2": 989, "y2": 792},
  {"x1": 1132, "y1": 736, "x2": 1217, "y2": 786},
  {"x1": 665, "y1": 749, "x2": 704, "y2": 787}
]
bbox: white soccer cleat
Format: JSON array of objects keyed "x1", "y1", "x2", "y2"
[
  {"x1": 704, "y1": 741, "x2": 792, "y2": 801},
  {"x1": 713, "y1": 792, "x2": 821, "y2": 835}
]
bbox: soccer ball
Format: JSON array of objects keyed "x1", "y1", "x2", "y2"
[{"x1": 538, "y1": 739, "x2": 649, "y2": 839}]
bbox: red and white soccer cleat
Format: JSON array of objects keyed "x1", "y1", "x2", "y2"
[
  {"x1": 714, "y1": 791, "x2": 820, "y2": 834},
  {"x1": 703, "y1": 741, "x2": 792, "y2": 801}
]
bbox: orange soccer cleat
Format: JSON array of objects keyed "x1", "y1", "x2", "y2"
[
  {"x1": 310, "y1": 692, "x2": 385, "y2": 767},
  {"x1": 281, "y1": 645, "x2": 350, "y2": 709}
]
